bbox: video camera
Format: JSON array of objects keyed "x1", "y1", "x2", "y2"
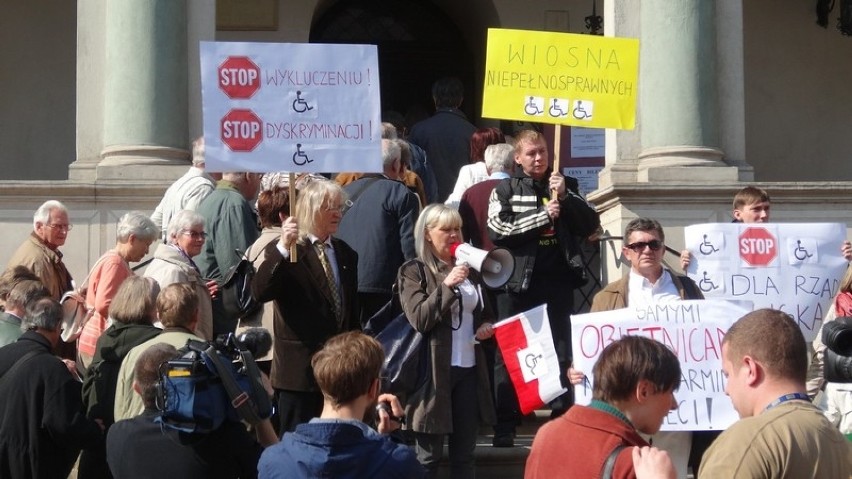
[
  {"x1": 155, "y1": 328, "x2": 273, "y2": 433},
  {"x1": 823, "y1": 316, "x2": 852, "y2": 383}
]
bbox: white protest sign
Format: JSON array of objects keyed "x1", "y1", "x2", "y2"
[
  {"x1": 200, "y1": 42, "x2": 382, "y2": 173},
  {"x1": 571, "y1": 300, "x2": 751, "y2": 431},
  {"x1": 684, "y1": 223, "x2": 847, "y2": 341}
]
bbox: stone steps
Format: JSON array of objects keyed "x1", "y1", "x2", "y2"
[{"x1": 435, "y1": 410, "x2": 550, "y2": 478}]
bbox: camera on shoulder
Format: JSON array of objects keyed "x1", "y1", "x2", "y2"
[
  {"x1": 823, "y1": 316, "x2": 852, "y2": 383},
  {"x1": 155, "y1": 330, "x2": 273, "y2": 433}
]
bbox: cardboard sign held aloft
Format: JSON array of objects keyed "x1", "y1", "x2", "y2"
[
  {"x1": 482, "y1": 28, "x2": 638, "y2": 130},
  {"x1": 201, "y1": 42, "x2": 382, "y2": 174}
]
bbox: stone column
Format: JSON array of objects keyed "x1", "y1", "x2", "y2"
[
  {"x1": 636, "y1": 0, "x2": 736, "y2": 182},
  {"x1": 98, "y1": 0, "x2": 190, "y2": 181}
]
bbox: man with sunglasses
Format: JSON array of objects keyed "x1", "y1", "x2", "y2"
[
  {"x1": 593, "y1": 218, "x2": 701, "y2": 311},
  {"x1": 591, "y1": 217, "x2": 704, "y2": 477}
]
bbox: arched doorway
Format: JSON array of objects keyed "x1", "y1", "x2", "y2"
[{"x1": 311, "y1": 0, "x2": 478, "y2": 127}]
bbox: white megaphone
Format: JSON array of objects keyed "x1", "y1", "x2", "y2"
[{"x1": 450, "y1": 243, "x2": 515, "y2": 289}]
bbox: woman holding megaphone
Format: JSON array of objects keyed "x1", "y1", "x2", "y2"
[{"x1": 398, "y1": 204, "x2": 496, "y2": 479}]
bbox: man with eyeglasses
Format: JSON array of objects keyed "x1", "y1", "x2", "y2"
[
  {"x1": 592, "y1": 218, "x2": 701, "y2": 311},
  {"x1": 590, "y1": 217, "x2": 704, "y2": 477},
  {"x1": 7, "y1": 200, "x2": 74, "y2": 301}
]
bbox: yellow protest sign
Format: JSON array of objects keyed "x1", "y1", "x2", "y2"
[{"x1": 482, "y1": 28, "x2": 639, "y2": 130}]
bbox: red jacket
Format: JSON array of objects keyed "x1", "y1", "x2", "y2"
[
  {"x1": 525, "y1": 405, "x2": 648, "y2": 479},
  {"x1": 835, "y1": 291, "x2": 852, "y2": 317}
]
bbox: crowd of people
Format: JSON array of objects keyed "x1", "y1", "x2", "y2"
[{"x1": 0, "y1": 75, "x2": 850, "y2": 479}]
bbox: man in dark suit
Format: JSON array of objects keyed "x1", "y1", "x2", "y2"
[
  {"x1": 253, "y1": 179, "x2": 359, "y2": 433},
  {"x1": 408, "y1": 76, "x2": 477, "y2": 201},
  {"x1": 337, "y1": 139, "x2": 419, "y2": 325}
]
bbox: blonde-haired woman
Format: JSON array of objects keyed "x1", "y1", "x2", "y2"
[{"x1": 398, "y1": 203, "x2": 496, "y2": 478}]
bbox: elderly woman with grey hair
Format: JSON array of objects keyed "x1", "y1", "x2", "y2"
[
  {"x1": 144, "y1": 209, "x2": 215, "y2": 340},
  {"x1": 79, "y1": 275, "x2": 162, "y2": 479},
  {"x1": 78, "y1": 211, "x2": 158, "y2": 368}
]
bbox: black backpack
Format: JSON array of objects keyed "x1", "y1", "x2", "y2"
[{"x1": 221, "y1": 249, "x2": 261, "y2": 320}]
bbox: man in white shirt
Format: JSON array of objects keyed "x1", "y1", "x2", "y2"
[
  {"x1": 591, "y1": 217, "x2": 704, "y2": 477},
  {"x1": 151, "y1": 137, "x2": 220, "y2": 240}
]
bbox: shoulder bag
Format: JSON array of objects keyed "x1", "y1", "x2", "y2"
[{"x1": 363, "y1": 260, "x2": 429, "y2": 396}]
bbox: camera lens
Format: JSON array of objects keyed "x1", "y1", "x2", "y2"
[{"x1": 823, "y1": 320, "x2": 852, "y2": 355}]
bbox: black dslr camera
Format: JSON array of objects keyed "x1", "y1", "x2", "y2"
[
  {"x1": 823, "y1": 316, "x2": 852, "y2": 383},
  {"x1": 155, "y1": 330, "x2": 273, "y2": 433}
]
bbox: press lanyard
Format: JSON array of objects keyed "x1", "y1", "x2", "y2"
[{"x1": 764, "y1": 392, "x2": 809, "y2": 412}]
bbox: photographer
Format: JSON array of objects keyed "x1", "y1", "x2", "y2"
[
  {"x1": 258, "y1": 331, "x2": 425, "y2": 478},
  {"x1": 807, "y1": 268, "x2": 852, "y2": 436},
  {"x1": 813, "y1": 266, "x2": 852, "y2": 437},
  {"x1": 107, "y1": 343, "x2": 271, "y2": 478},
  {"x1": 823, "y1": 322, "x2": 852, "y2": 437}
]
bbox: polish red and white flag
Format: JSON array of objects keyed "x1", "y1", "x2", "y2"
[{"x1": 493, "y1": 304, "x2": 567, "y2": 415}]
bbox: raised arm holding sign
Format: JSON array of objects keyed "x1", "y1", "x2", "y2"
[
  {"x1": 683, "y1": 221, "x2": 847, "y2": 341},
  {"x1": 201, "y1": 41, "x2": 382, "y2": 263},
  {"x1": 586, "y1": 217, "x2": 712, "y2": 478},
  {"x1": 202, "y1": 42, "x2": 371, "y2": 433}
]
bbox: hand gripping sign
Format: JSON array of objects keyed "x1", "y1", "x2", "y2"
[
  {"x1": 571, "y1": 300, "x2": 752, "y2": 431},
  {"x1": 684, "y1": 223, "x2": 847, "y2": 341}
]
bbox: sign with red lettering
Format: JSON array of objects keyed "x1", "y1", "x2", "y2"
[
  {"x1": 218, "y1": 56, "x2": 261, "y2": 99},
  {"x1": 201, "y1": 42, "x2": 381, "y2": 173},
  {"x1": 571, "y1": 300, "x2": 751, "y2": 431},
  {"x1": 221, "y1": 109, "x2": 263, "y2": 152},
  {"x1": 738, "y1": 227, "x2": 777, "y2": 267},
  {"x1": 684, "y1": 223, "x2": 847, "y2": 342}
]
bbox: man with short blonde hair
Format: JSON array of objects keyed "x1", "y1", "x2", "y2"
[
  {"x1": 487, "y1": 130, "x2": 600, "y2": 446},
  {"x1": 698, "y1": 309, "x2": 852, "y2": 477}
]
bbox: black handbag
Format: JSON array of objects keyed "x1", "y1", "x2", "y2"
[
  {"x1": 221, "y1": 249, "x2": 261, "y2": 321},
  {"x1": 363, "y1": 260, "x2": 429, "y2": 396}
]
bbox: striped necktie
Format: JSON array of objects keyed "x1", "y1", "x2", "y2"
[{"x1": 315, "y1": 241, "x2": 342, "y2": 326}]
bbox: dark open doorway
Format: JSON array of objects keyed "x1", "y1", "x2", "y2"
[{"x1": 311, "y1": 0, "x2": 478, "y2": 129}]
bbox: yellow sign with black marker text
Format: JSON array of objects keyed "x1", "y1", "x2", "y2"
[{"x1": 482, "y1": 28, "x2": 639, "y2": 130}]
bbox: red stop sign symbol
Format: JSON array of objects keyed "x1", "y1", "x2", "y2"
[
  {"x1": 221, "y1": 109, "x2": 263, "y2": 152},
  {"x1": 218, "y1": 56, "x2": 261, "y2": 99},
  {"x1": 739, "y1": 227, "x2": 777, "y2": 266}
]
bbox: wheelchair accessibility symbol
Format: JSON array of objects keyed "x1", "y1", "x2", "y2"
[
  {"x1": 793, "y1": 240, "x2": 813, "y2": 260},
  {"x1": 292, "y1": 143, "x2": 312, "y2": 166},
  {"x1": 525, "y1": 352, "x2": 543, "y2": 376},
  {"x1": 524, "y1": 96, "x2": 545, "y2": 116},
  {"x1": 548, "y1": 98, "x2": 568, "y2": 118},
  {"x1": 572, "y1": 100, "x2": 593, "y2": 120},
  {"x1": 699, "y1": 234, "x2": 720, "y2": 255},
  {"x1": 517, "y1": 342, "x2": 548, "y2": 382},
  {"x1": 699, "y1": 271, "x2": 719, "y2": 292},
  {"x1": 292, "y1": 90, "x2": 314, "y2": 113}
]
